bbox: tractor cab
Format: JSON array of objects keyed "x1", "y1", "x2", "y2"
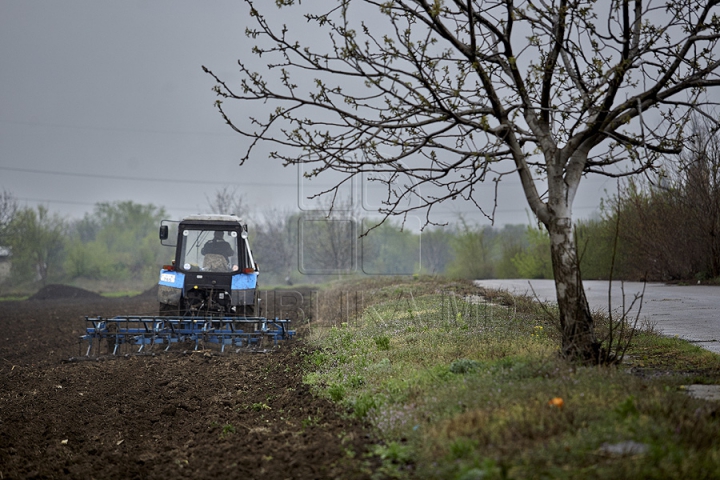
[{"x1": 157, "y1": 214, "x2": 257, "y2": 316}]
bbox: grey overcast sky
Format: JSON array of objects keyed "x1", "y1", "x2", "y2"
[{"x1": 0, "y1": 1, "x2": 613, "y2": 226}]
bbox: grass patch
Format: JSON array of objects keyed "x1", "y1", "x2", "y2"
[
  {"x1": 304, "y1": 276, "x2": 720, "y2": 479},
  {"x1": 0, "y1": 295, "x2": 30, "y2": 302},
  {"x1": 627, "y1": 333, "x2": 720, "y2": 379},
  {"x1": 100, "y1": 290, "x2": 143, "y2": 298}
]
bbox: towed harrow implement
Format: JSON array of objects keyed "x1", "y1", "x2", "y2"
[{"x1": 82, "y1": 315, "x2": 295, "y2": 356}]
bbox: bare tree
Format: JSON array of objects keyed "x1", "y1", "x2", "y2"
[
  {"x1": 206, "y1": 187, "x2": 248, "y2": 217},
  {"x1": 676, "y1": 116, "x2": 720, "y2": 278},
  {"x1": 298, "y1": 198, "x2": 359, "y2": 275},
  {"x1": 205, "y1": 1, "x2": 720, "y2": 362},
  {"x1": 420, "y1": 227, "x2": 453, "y2": 275},
  {"x1": 253, "y1": 207, "x2": 298, "y2": 283},
  {"x1": 615, "y1": 115, "x2": 720, "y2": 281},
  {"x1": 300, "y1": 214, "x2": 357, "y2": 275},
  {"x1": 0, "y1": 190, "x2": 18, "y2": 245}
]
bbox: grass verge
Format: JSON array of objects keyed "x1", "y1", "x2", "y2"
[{"x1": 303, "y1": 276, "x2": 720, "y2": 479}]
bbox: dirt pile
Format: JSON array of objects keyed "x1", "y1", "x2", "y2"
[{"x1": 28, "y1": 284, "x2": 104, "y2": 301}]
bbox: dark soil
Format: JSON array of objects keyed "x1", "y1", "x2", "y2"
[{"x1": 0, "y1": 289, "x2": 378, "y2": 479}]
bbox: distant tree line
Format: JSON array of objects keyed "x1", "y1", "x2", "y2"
[
  {"x1": 0, "y1": 199, "x2": 167, "y2": 292},
  {"x1": 1, "y1": 123, "x2": 719, "y2": 294}
]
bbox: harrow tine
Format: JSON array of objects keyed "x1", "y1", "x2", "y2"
[{"x1": 82, "y1": 315, "x2": 295, "y2": 356}]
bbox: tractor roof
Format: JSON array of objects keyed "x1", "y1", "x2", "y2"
[{"x1": 181, "y1": 214, "x2": 243, "y2": 223}]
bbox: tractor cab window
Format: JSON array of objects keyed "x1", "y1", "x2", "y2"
[{"x1": 179, "y1": 229, "x2": 240, "y2": 273}]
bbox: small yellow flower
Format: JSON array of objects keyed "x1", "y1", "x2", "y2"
[{"x1": 548, "y1": 397, "x2": 564, "y2": 409}]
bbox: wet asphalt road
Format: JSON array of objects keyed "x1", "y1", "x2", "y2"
[{"x1": 474, "y1": 280, "x2": 720, "y2": 355}]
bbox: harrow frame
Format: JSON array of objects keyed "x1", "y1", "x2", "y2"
[{"x1": 82, "y1": 315, "x2": 295, "y2": 356}]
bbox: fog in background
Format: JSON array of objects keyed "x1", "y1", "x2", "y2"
[{"x1": 0, "y1": 1, "x2": 613, "y2": 227}]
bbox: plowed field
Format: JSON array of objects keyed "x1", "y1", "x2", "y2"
[{"x1": 0, "y1": 287, "x2": 377, "y2": 479}]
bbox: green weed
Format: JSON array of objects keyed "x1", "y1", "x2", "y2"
[
  {"x1": 449, "y1": 358, "x2": 480, "y2": 374},
  {"x1": 372, "y1": 441, "x2": 413, "y2": 463},
  {"x1": 353, "y1": 393, "x2": 378, "y2": 419},
  {"x1": 301, "y1": 415, "x2": 319, "y2": 429},
  {"x1": 374, "y1": 335, "x2": 391, "y2": 350},
  {"x1": 328, "y1": 383, "x2": 346, "y2": 402},
  {"x1": 250, "y1": 402, "x2": 271, "y2": 411},
  {"x1": 220, "y1": 424, "x2": 236, "y2": 438}
]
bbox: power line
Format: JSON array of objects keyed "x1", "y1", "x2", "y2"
[
  {"x1": 1, "y1": 164, "x2": 615, "y2": 189},
  {"x1": 0, "y1": 119, "x2": 234, "y2": 137},
  {"x1": 0, "y1": 165, "x2": 298, "y2": 187}
]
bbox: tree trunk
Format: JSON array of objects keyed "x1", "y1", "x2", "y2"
[{"x1": 547, "y1": 217, "x2": 601, "y2": 363}]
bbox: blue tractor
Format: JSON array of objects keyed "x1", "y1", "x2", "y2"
[
  {"x1": 80, "y1": 214, "x2": 296, "y2": 356},
  {"x1": 157, "y1": 214, "x2": 258, "y2": 316}
]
